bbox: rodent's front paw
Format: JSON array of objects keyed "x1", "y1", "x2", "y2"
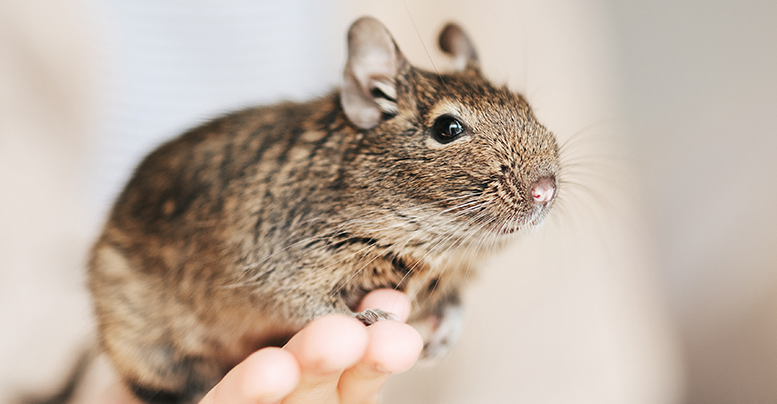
[
  {"x1": 355, "y1": 309, "x2": 397, "y2": 326},
  {"x1": 419, "y1": 304, "x2": 464, "y2": 363}
]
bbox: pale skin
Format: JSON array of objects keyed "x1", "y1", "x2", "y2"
[{"x1": 97, "y1": 290, "x2": 423, "y2": 404}]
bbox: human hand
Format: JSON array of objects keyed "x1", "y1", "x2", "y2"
[
  {"x1": 200, "y1": 289, "x2": 421, "y2": 404},
  {"x1": 97, "y1": 289, "x2": 422, "y2": 404}
]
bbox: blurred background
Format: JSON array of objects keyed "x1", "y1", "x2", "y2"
[{"x1": 1, "y1": 0, "x2": 775, "y2": 403}]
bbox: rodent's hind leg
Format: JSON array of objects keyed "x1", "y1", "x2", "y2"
[
  {"x1": 126, "y1": 373, "x2": 215, "y2": 404},
  {"x1": 354, "y1": 308, "x2": 397, "y2": 325},
  {"x1": 121, "y1": 347, "x2": 224, "y2": 404},
  {"x1": 128, "y1": 383, "x2": 191, "y2": 404}
]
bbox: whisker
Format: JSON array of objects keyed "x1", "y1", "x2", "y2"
[
  {"x1": 327, "y1": 199, "x2": 489, "y2": 300},
  {"x1": 413, "y1": 209, "x2": 494, "y2": 306},
  {"x1": 557, "y1": 117, "x2": 617, "y2": 155},
  {"x1": 404, "y1": 205, "x2": 490, "y2": 304},
  {"x1": 235, "y1": 193, "x2": 483, "y2": 276}
]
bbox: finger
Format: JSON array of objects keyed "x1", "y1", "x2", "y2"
[
  {"x1": 357, "y1": 289, "x2": 412, "y2": 322},
  {"x1": 281, "y1": 314, "x2": 369, "y2": 404},
  {"x1": 199, "y1": 348, "x2": 299, "y2": 404},
  {"x1": 338, "y1": 320, "x2": 423, "y2": 404}
]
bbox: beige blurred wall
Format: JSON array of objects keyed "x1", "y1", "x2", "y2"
[
  {"x1": 4, "y1": 1, "x2": 776, "y2": 403},
  {"x1": 0, "y1": 0, "x2": 99, "y2": 400},
  {"x1": 606, "y1": 1, "x2": 777, "y2": 403}
]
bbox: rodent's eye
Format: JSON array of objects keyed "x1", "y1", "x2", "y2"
[{"x1": 432, "y1": 115, "x2": 466, "y2": 144}]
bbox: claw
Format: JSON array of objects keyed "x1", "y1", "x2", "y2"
[{"x1": 355, "y1": 308, "x2": 397, "y2": 326}]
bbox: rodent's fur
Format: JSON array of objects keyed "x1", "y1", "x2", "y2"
[{"x1": 88, "y1": 17, "x2": 560, "y2": 403}]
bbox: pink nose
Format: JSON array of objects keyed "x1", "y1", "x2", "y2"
[{"x1": 531, "y1": 177, "x2": 556, "y2": 204}]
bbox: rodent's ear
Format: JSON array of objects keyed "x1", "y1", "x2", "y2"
[
  {"x1": 439, "y1": 23, "x2": 479, "y2": 72},
  {"x1": 342, "y1": 17, "x2": 405, "y2": 129}
]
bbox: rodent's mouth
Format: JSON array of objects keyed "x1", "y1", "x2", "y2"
[{"x1": 491, "y1": 204, "x2": 552, "y2": 236}]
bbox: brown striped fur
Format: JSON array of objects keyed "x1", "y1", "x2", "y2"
[{"x1": 88, "y1": 17, "x2": 560, "y2": 403}]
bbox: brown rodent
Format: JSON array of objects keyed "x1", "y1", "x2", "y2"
[{"x1": 88, "y1": 16, "x2": 560, "y2": 404}]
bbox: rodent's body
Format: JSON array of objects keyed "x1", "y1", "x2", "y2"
[
  {"x1": 90, "y1": 94, "x2": 468, "y2": 396},
  {"x1": 89, "y1": 17, "x2": 560, "y2": 403}
]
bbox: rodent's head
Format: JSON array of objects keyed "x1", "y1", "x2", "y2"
[{"x1": 338, "y1": 17, "x2": 559, "y2": 252}]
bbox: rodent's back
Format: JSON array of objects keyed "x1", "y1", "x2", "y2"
[
  {"x1": 110, "y1": 94, "x2": 349, "y2": 241},
  {"x1": 89, "y1": 94, "x2": 365, "y2": 394}
]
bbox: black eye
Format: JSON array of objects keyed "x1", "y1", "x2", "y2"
[{"x1": 432, "y1": 116, "x2": 465, "y2": 144}]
